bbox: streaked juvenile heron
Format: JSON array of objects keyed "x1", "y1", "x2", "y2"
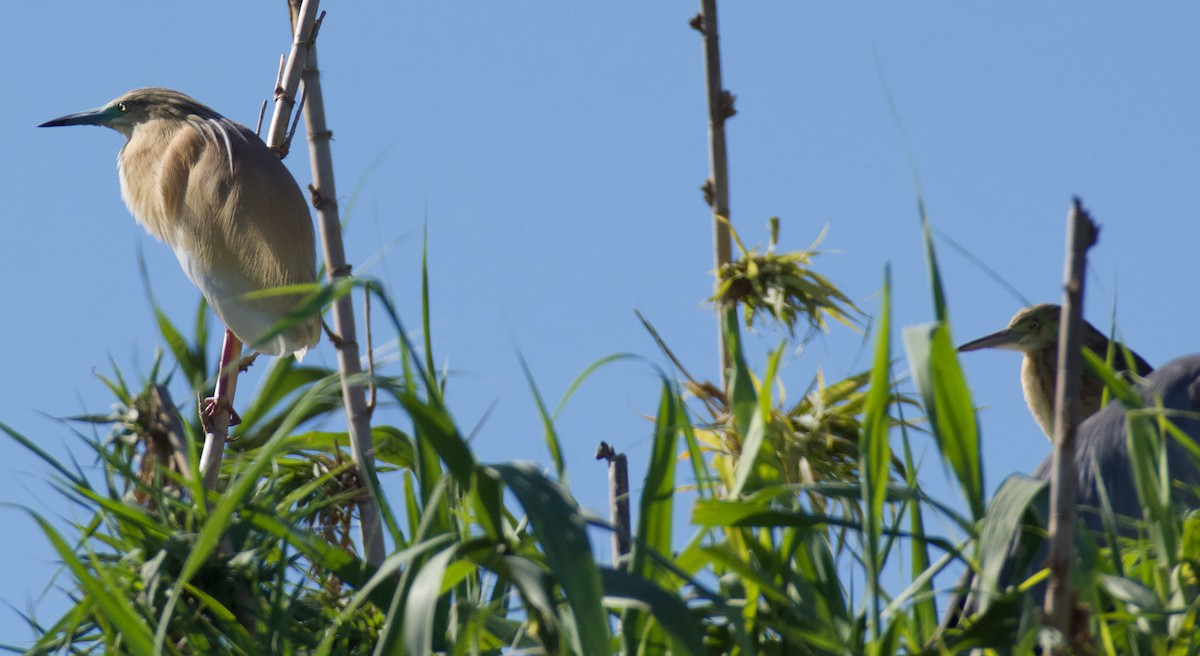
[
  {"x1": 40, "y1": 88, "x2": 320, "y2": 422},
  {"x1": 958, "y1": 304, "x2": 1153, "y2": 439}
]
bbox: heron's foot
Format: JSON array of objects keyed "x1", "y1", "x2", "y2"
[
  {"x1": 200, "y1": 396, "x2": 242, "y2": 428},
  {"x1": 238, "y1": 353, "x2": 259, "y2": 373}
]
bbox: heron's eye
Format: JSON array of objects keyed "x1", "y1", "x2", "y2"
[
  {"x1": 117, "y1": 102, "x2": 128, "y2": 113},
  {"x1": 1028, "y1": 320, "x2": 1040, "y2": 331}
]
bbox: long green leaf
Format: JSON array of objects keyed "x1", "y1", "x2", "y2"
[
  {"x1": 0, "y1": 421, "x2": 87, "y2": 487},
  {"x1": 910, "y1": 191, "x2": 983, "y2": 520},
  {"x1": 491, "y1": 463, "x2": 609, "y2": 655},
  {"x1": 237, "y1": 358, "x2": 329, "y2": 430},
  {"x1": 1126, "y1": 411, "x2": 1177, "y2": 579},
  {"x1": 516, "y1": 351, "x2": 566, "y2": 483},
  {"x1": 421, "y1": 228, "x2": 437, "y2": 387},
  {"x1": 601, "y1": 567, "x2": 706, "y2": 656},
  {"x1": 731, "y1": 344, "x2": 785, "y2": 496},
  {"x1": 917, "y1": 198, "x2": 949, "y2": 323},
  {"x1": 633, "y1": 383, "x2": 681, "y2": 580},
  {"x1": 903, "y1": 321, "x2": 984, "y2": 519},
  {"x1": 723, "y1": 307, "x2": 756, "y2": 441},
  {"x1": 154, "y1": 306, "x2": 204, "y2": 390},
  {"x1": 898, "y1": 415, "x2": 938, "y2": 640},
  {"x1": 488, "y1": 554, "x2": 561, "y2": 645},
  {"x1": 551, "y1": 353, "x2": 648, "y2": 419},
  {"x1": 404, "y1": 546, "x2": 457, "y2": 656},
  {"x1": 31, "y1": 513, "x2": 159, "y2": 656},
  {"x1": 624, "y1": 382, "x2": 682, "y2": 655},
  {"x1": 395, "y1": 390, "x2": 474, "y2": 486},
  {"x1": 861, "y1": 266, "x2": 893, "y2": 643},
  {"x1": 974, "y1": 475, "x2": 1047, "y2": 614}
]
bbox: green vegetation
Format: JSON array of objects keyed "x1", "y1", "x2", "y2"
[
  {"x1": 10, "y1": 5, "x2": 1200, "y2": 655},
  {"x1": 7, "y1": 212, "x2": 1200, "y2": 655}
]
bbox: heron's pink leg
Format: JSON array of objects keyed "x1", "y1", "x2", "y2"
[
  {"x1": 199, "y1": 329, "x2": 244, "y2": 488},
  {"x1": 202, "y1": 329, "x2": 244, "y2": 426}
]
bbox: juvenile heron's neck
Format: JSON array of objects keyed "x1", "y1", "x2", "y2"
[{"x1": 1021, "y1": 348, "x2": 1058, "y2": 439}]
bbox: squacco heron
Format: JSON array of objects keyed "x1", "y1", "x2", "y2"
[
  {"x1": 958, "y1": 303, "x2": 1152, "y2": 439},
  {"x1": 40, "y1": 88, "x2": 320, "y2": 420}
]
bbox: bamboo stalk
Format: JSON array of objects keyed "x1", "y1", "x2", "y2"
[
  {"x1": 268, "y1": 2, "x2": 320, "y2": 156},
  {"x1": 284, "y1": 0, "x2": 386, "y2": 568},
  {"x1": 694, "y1": 0, "x2": 737, "y2": 390},
  {"x1": 1042, "y1": 197, "x2": 1098, "y2": 646}
]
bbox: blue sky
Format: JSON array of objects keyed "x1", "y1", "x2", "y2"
[{"x1": 4, "y1": 3, "x2": 1200, "y2": 645}]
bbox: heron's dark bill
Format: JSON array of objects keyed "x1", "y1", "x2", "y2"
[
  {"x1": 957, "y1": 329, "x2": 1021, "y2": 353},
  {"x1": 38, "y1": 106, "x2": 116, "y2": 128}
]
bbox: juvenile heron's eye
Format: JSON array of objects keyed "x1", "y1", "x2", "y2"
[{"x1": 117, "y1": 102, "x2": 128, "y2": 113}]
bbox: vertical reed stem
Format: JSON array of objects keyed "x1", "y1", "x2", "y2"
[
  {"x1": 281, "y1": 0, "x2": 386, "y2": 567},
  {"x1": 596, "y1": 442, "x2": 631, "y2": 568},
  {"x1": 1043, "y1": 197, "x2": 1099, "y2": 647},
  {"x1": 695, "y1": 0, "x2": 736, "y2": 390}
]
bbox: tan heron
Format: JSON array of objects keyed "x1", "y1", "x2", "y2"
[
  {"x1": 40, "y1": 88, "x2": 320, "y2": 424},
  {"x1": 958, "y1": 303, "x2": 1153, "y2": 439}
]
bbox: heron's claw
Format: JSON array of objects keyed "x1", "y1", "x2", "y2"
[{"x1": 200, "y1": 396, "x2": 242, "y2": 428}]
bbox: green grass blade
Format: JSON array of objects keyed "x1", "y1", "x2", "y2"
[
  {"x1": 633, "y1": 383, "x2": 681, "y2": 579},
  {"x1": 491, "y1": 463, "x2": 609, "y2": 655},
  {"x1": 601, "y1": 567, "x2": 706, "y2": 656},
  {"x1": 903, "y1": 321, "x2": 984, "y2": 520},
  {"x1": 394, "y1": 390, "x2": 475, "y2": 486},
  {"x1": 551, "y1": 352, "x2": 648, "y2": 419},
  {"x1": 908, "y1": 186, "x2": 984, "y2": 520},
  {"x1": 678, "y1": 397, "x2": 715, "y2": 499},
  {"x1": 30, "y1": 512, "x2": 158, "y2": 656},
  {"x1": 489, "y1": 554, "x2": 560, "y2": 645},
  {"x1": 1126, "y1": 411, "x2": 1177, "y2": 579},
  {"x1": 1084, "y1": 349, "x2": 1182, "y2": 579},
  {"x1": 236, "y1": 359, "x2": 329, "y2": 429},
  {"x1": 404, "y1": 546, "x2": 456, "y2": 656},
  {"x1": 471, "y1": 467, "x2": 504, "y2": 542},
  {"x1": 723, "y1": 307, "x2": 756, "y2": 440},
  {"x1": 0, "y1": 421, "x2": 86, "y2": 487},
  {"x1": 918, "y1": 200, "x2": 949, "y2": 323},
  {"x1": 624, "y1": 382, "x2": 682, "y2": 655},
  {"x1": 898, "y1": 416, "x2": 938, "y2": 640},
  {"x1": 515, "y1": 350, "x2": 566, "y2": 483},
  {"x1": 974, "y1": 475, "x2": 1047, "y2": 613},
  {"x1": 731, "y1": 344, "x2": 785, "y2": 496},
  {"x1": 421, "y1": 229, "x2": 437, "y2": 386},
  {"x1": 154, "y1": 306, "x2": 205, "y2": 390},
  {"x1": 861, "y1": 266, "x2": 893, "y2": 642}
]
